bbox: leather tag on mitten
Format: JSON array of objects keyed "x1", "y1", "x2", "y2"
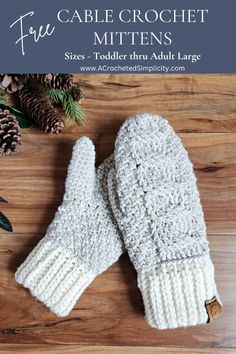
[{"x1": 205, "y1": 296, "x2": 222, "y2": 323}]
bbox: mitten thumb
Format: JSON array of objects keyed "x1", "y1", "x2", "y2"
[{"x1": 64, "y1": 137, "x2": 96, "y2": 199}]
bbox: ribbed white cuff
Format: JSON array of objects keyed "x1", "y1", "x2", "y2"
[
  {"x1": 138, "y1": 255, "x2": 220, "y2": 329},
  {"x1": 15, "y1": 239, "x2": 95, "y2": 317}
]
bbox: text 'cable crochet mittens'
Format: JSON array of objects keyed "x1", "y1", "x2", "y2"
[
  {"x1": 108, "y1": 113, "x2": 222, "y2": 329},
  {"x1": 15, "y1": 137, "x2": 124, "y2": 317}
]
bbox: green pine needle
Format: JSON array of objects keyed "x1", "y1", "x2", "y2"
[
  {"x1": 47, "y1": 88, "x2": 65, "y2": 104},
  {"x1": 0, "y1": 103, "x2": 31, "y2": 129},
  {"x1": 63, "y1": 92, "x2": 86, "y2": 125},
  {"x1": 47, "y1": 88, "x2": 86, "y2": 125},
  {"x1": 0, "y1": 93, "x2": 6, "y2": 104}
]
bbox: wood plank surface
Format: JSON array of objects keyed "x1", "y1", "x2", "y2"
[
  {"x1": 0, "y1": 74, "x2": 236, "y2": 352},
  {"x1": 0, "y1": 344, "x2": 235, "y2": 354}
]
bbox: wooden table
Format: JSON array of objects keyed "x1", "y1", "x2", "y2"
[{"x1": 0, "y1": 74, "x2": 236, "y2": 353}]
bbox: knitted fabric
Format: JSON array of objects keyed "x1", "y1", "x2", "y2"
[
  {"x1": 108, "y1": 113, "x2": 220, "y2": 329},
  {"x1": 16, "y1": 138, "x2": 123, "y2": 317}
]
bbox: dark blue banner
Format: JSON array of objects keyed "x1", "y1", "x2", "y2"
[{"x1": 1, "y1": 0, "x2": 235, "y2": 73}]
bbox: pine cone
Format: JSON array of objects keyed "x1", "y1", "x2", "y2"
[
  {"x1": 18, "y1": 87, "x2": 64, "y2": 134},
  {"x1": 0, "y1": 74, "x2": 27, "y2": 93},
  {"x1": 24, "y1": 74, "x2": 73, "y2": 90},
  {"x1": 0, "y1": 109, "x2": 21, "y2": 155},
  {"x1": 0, "y1": 74, "x2": 74, "y2": 93},
  {"x1": 69, "y1": 82, "x2": 84, "y2": 103}
]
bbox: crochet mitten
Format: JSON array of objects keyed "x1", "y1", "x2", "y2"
[
  {"x1": 15, "y1": 137, "x2": 123, "y2": 317},
  {"x1": 108, "y1": 113, "x2": 221, "y2": 329}
]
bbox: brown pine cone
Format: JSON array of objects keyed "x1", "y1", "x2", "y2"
[
  {"x1": 24, "y1": 74, "x2": 73, "y2": 90},
  {"x1": 18, "y1": 87, "x2": 64, "y2": 134},
  {"x1": 0, "y1": 74, "x2": 27, "y2": 93},
  {"x1": 0, "y1": 109, "x2": 21, "y2": 155},
  {"x1": 69, "y1": 82, "x2": 84, "y2": 103}
]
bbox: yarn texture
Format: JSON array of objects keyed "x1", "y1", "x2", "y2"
[
  {"x1": 16, "y1": 137, "x2": 123, "y2": 317},
  {"x1": 108, "y1": 113, "x2": 220, "y2": 329}
]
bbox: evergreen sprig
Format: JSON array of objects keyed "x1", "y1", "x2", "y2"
[
  {"x1": 47, "y1": 88, "x2": 86, "y2": 125},
  {"x1": 0, "y1": 93, "x2": 6, "y2": 104},
  {"x1": 0, "y1": 197, "x2": 13, "y2": 232},
  {"x1": 47, "y1": 88, "x2": 64, "y2": 104},
  {"x1": 0, "y1": 103, "x2": 31, "y2": 129}
]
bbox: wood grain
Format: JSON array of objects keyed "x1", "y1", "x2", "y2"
[
  {"x1": 0, "y1": 344, "x2": 235, "y2": 354},
  {"x1": 0, "y1": 74, "x2": 236, "y2": 351},
  {"x1": 75, "y1": 74, "x2": 236, "y2": 134}
]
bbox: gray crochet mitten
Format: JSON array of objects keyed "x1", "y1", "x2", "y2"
[
  {"x1": 108, "y1": 113, "x2": 221, "y2": 329},
  {"x1": 16, "y1": 137, "x2": 123, "y2": 317}
]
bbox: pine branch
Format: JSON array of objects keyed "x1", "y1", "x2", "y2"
[
  {"x1": 63, "y1": 92, "x2": 86, "y2": 125},
  {"x1": 0, "y1": 92, "x2": 7, "y2": 104},
  {"x1": 0, "y1": 211, "x2": 13, "y2": 232},
  {"x1": 0, "y1": 102, "x2": 31, "y2": 129},
  {"x1": 47, "y1": 88, "x2": 65, "y2": 104},
  {"x1": 47, "y1": 88, "x2": 86, "y2": 125},
  {"x1": 0, "y1": 194, "x2": 13, "y2": 232}
]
